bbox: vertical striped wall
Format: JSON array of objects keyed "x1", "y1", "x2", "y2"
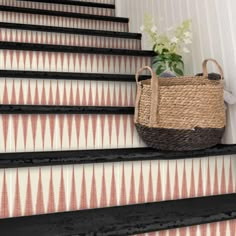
[
  {"x1": 116, "y1": 0, "x2": 236, "y2": 144},
  {"x1": 116, "y1": 0, "x2": 236, "y2": 235}
]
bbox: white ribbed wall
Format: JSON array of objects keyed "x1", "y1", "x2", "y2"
[
  {"x1": 116, "y1": 1, "x2": 236, "y2": 235},
  {"x1": 116, "y1": 0, "x2": 236, "y2": 144}
]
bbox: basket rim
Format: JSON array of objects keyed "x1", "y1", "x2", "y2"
[{"x1": 138, "y1": 76, "x2": 223, "y2": 86}]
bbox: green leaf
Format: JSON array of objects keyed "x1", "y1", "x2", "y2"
[
  {"x1": 156, "y1": 65, "x2": 165, "y2": 75},
  {"x1": 173, "y1": 67, "x2": 184, "y2": 76}
]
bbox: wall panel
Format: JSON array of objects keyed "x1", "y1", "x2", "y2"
[{"x1": 116, "y1": 0, "x2": 236, "y2": 235}]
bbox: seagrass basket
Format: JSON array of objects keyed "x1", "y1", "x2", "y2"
[{"x1": 134, "y1": 59, "x2": 226, "y2": 151}]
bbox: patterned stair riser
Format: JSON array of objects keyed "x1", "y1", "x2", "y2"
[
  {"x1": 0, "y1": 157, "x2": 235, "y2": 217},
  {"x1": 0, "y1": 50, "x2": 152, "y2": 74},
  {"x1": 0, "y1": 11, "x2": 128, "y2": 32},
  {"x1": 0, "y1": 28, "x2": 141, "y2": 50},
  {"x1": 0, "y1": 0, "x2": 115, "y2": 17},
  {"x1": 0, "y1": 114, "x2": 145, "y2": 152},
  {"x1": 0, "y1": 79, "x2": 136, "y2": 107}
]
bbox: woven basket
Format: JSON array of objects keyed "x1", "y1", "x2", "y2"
[{"x1": 134, "y1": 59, "x2": 226, "y2": 151}]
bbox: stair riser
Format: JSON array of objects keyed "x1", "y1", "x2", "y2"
[
  {"x1": 0, "y1": 157, "x2": 234, "y2": 218},
  {"x1": 0, "y1": 79, "x2": 136, "y2": 107},
  {"x1": 0, "y1": 50, "x2": 152, "y2": 74},
  {"x1": 0, "y1": 11, "x2": 128, "y2": 32},
  {"x1": 0, "y1": 28, "x2": 141, "y2": 50},
  {"x1": 0, "y1": 114, "x2": 145, "y2": 152},
  {"x1": 1, "y1": 0, "x2": 115, "y2": 16}
]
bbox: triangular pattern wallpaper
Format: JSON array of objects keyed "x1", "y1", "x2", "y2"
[{"x1": 0, "y1": 0, "x2": 235, "y2": 235}]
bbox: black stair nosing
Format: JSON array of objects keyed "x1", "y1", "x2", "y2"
[
  {"x1": 0, "y1": 193, "x2": 236, "y2": 236},
  {"x1": 0, "y1": 144, "x2": 235, "y2": 168},
  {"x1": 0, "y1": 22, "x2": 142, "y2": 39},
  {"x1": 0, "y1": 70, "x2": 150, "y2": 82},
  {"x1": 0, "y1": 104, "x2": 134, "y2": 114},
  {"x1": 16, "y1": 0, "x2": 115, "y2": 9},
  {"x1": 0, "y1": 5, "x2": 128, "y2": 22},
  {"x1": 0, "y1": 42, "x2": 155, "y2": 57}
]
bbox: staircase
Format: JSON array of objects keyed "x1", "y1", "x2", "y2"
[
  {"x1": 0, "y1": 0, "x2": 155, "y2": 152},
  {"x1": 0, "y1": 0, "x2": 236, "y2": 235}
]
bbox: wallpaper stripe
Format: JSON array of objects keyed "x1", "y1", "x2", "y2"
[
  {"x1": 0, "y1": 156, "x2": 235, "y2": 218},
  {"x1": 0, "y1": 79, "x2": 136, "y2": 106},
  {"x1": 0, "y1": 11, "x2": 128, "y2": 32},
  {"x1": 0, "y1": 0, "x2": 115, "y2": 16},
  {"x1": 0, "y1": 28, "x2": 141, "y2": 50},
  {"x1": 0, "y1": 49, "x2": 151, "y2": 74},
  {"x1": 0, "y1": 114, "x2": 146, "y2": 152}
]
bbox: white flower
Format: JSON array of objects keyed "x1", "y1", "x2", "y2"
[
  {"x1": 183, "y1": 47, "x2": 190, "y2": 53},
  {"x1": 184, "y1": 38, "x2": 192, "y2": 44},
  {"x1": 140, "y1": 25, "x2": 145, "y2": 31},
  {"x1": 171, "y1": 36, "x2": 178, "y2": 43},
  {"x1": 151, "y1": 25, "x2": 157, "y2": 33},
  {"x1": 184, "y1": 31, "x2": 192, "y2": 38}
]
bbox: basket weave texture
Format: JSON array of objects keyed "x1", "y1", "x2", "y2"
[{"x1": 134, "y1": 59, "x2": 226, "y2": 151}]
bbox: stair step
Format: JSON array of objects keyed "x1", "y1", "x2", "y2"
[
  {"x1": 0, "y1": 6, "x2": 128, "y2": 31},
  {"x1": 2, "y1": 0, "x2": 115, "y2": 17},
  {"x1": 75, "y1": 0, "x2": 115, "y2": 4},
  {"x1": 0, "y1": 70, "x2": 148, "y2": 81},
  {"x1": 0, "y1": 105, "x2": 134, "y2": 114},
  {"x1": 0, "y1": 22, "x2": 141, "y2": 40},
  {"x1": 0, "y1": 23, "x2": 141, "y2": 50},
  {"x1": 0, "y1": 42, "x2": 154, "y2": 74},
  {"x1": 0, "y1": 113, "x2": 145, "y2": 152},
  {"x1": 0, "y1": 153, "x2": 234, "y2": 223},
  {"x1": 0, "y1": 193, "x2": 235, "y2": 235},
  {"x1": 0, "y1": 144, "x2": 235, "y2": 167}
]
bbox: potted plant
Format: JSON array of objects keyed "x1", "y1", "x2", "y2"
[{"x1": 141, "y1": 15, "x2": 192, "y2": 76}]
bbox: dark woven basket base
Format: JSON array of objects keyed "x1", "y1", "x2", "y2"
[{"x1": 135, "y1": 124, "x2": 225, "y2": 151}]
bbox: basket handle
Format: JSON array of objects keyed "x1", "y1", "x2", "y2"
[
  {"x1": 135, "y1": 66, "x2": 159, "y2": 127},
  {"x1": 135, "y1": 66, "x2": 155, "y2": 83},
  {"x1": 202, "y1": 58, "x2": 224, "y2": 80}
]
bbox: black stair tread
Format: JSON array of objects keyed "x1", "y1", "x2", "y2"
[
  {"x1": 0, "y1": 105, "x2": 134, "y2": 114},
  {"x1": 0, "y1": 5, "x2": 128, "y2": 22},
  {"x1": 0, "y1": 144, "x2": 236, "y2": 168},
  {"x1": 0, "y1": 22, "x2": 142, "y2": 39},
  {"x1": 0, "y1": 42, "x2": 155, "y2": 56},
  {"x1": 0, "y1": 193, "x2": 236, "y2": 235},
  {"x1": 0, "y1": 70, "x2": 150, "y2": 81},
  {"x1": 16, "y1": 0, "x2": 115, "y2": 8}
]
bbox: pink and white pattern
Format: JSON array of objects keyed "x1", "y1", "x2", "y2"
[
  {"x1": 0, "y1": 28, "x2": 141, "y2": 50},
  {"x1": 0, "y1": 11, "x2": 128, "y2": 32},
  {"x1": 0, "y1": 77, "x2": 142, "y2": 152},
  {"x1": 0, "y1": 0, "x2": 115, "y2": 16},
  {"x1": 0, "y1": 157, "x2": 235, "y2": 236},
  {"x1": 0, "y1": 79, "x2": 136, "y2": 107},
  {"x1": 0, "y1": 49, "x2": 152, "y2": 74},
  {"x1": 0, "y1": 114, "x2": 145, "y2": 152}
]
